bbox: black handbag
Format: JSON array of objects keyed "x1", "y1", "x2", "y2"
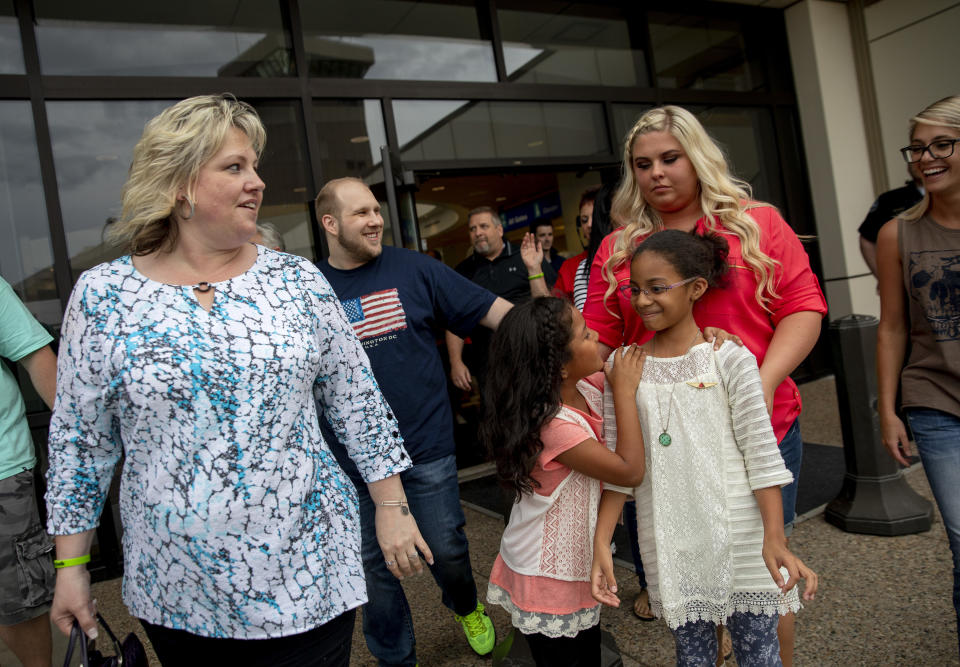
[{"x1": 63, "y1": 613, "x2": 149, "y2": 667}]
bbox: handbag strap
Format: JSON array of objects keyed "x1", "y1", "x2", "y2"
[
  {"x1": 62, "y1": 615, "x2": 127, "y2": 667},
  {"x1": 62, "y1": 620, "x2": 89, "y2": 667},
  {"x1": 95, "y1": 613, "x2": 126, "y2": 665}
]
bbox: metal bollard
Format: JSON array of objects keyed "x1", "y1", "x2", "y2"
[{"x1": 824, "y1": 314, "x2": 932, "y2": 535}]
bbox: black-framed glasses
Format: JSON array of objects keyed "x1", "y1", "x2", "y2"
[
  {"x1": 618, "y1": 276, "x2": 699, "y2": 299},
  {"x1": 900, "y1": 138, "x2": 959, "y2": 164}
]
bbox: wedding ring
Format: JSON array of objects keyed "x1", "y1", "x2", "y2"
[
  {"x1": 385, "y1": 560, "x2": 396, "y2": 567},
  {"x1": 408, "y1": 553, "x2": 419, "y2": 560}
]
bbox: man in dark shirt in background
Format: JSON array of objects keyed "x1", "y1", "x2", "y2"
[
  {"x1": 316, "y1": 178, "x2": 512, "y2": 666},
  {"x1": 447, "y1": 206, "x2": 555, "y2": 389},
  {"x1": 858, "y1": 164, "x2": 924, "y2": 277}
]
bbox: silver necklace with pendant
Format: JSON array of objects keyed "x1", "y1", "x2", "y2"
[{"x1": 651, "y1": 328, "x2": 702, "y2": 447}]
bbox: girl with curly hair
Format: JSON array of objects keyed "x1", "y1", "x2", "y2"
[{"x1": 480, "y1": 297, "x2": 646, "y2": 666}]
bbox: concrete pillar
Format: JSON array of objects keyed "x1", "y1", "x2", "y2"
[{"x1": 784, "y1": 0, "x2": 880, "y2": 319}]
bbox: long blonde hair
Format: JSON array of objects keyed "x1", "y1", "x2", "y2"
[
  {"x1": 603, "y1": 106, "x2": 780, "y2": 312},
  {"x1": 109, "y1": 93, "x2": 266, "y2": 255},
  {"x1": 900, "y1": 94, "x2": 960, "y2": 222}
]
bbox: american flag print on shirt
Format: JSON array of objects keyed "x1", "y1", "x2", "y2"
[{"x1": 342, "y1": 289, "x2": 407, "y2": 341}]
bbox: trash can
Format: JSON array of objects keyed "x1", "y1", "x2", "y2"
[{"x1": 824, "y1": 314, "x2": 932, "y2": 535}]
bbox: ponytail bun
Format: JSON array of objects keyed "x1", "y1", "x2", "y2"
[{"x1": 631, "y1": 229, "x2": 729, "y2": 289}]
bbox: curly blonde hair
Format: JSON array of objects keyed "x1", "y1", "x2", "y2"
[
  {"x1": 603, "y1": 106, "x2": 780, "y2": 313},
  {"x1": 901, "y1": 95, "x2": 960, "y2": 222},
  {"x1": 108, "y1": 93, "x2": 266, "y2": 255}
]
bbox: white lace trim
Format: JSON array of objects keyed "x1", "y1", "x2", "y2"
[
  {"x1": 486, "y1": 583, "x2": 600, "y2": 638},
  {"x1": 653, "y1": 590, "x2": 802, "y2": 630}
]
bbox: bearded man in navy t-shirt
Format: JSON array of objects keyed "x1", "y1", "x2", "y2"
[{"x1": 316, "y1": 178, "x2": 512, "y2": 666}]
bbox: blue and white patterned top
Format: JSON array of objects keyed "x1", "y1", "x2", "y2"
[{"x1": 46, "y1": 246, "x2": 410, "y2": 639}]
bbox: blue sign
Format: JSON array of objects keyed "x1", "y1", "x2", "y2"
[{"x1": 502, "y1": 192, "x2": 563, "y2": 231}]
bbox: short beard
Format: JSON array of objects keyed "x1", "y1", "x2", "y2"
[{"x1": 339, "y1": 232, "x2": 381, "y2": 264}]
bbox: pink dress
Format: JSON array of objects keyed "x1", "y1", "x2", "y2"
[{"x1": 487, "y1": 373, "x2": 604, "y2": 637}]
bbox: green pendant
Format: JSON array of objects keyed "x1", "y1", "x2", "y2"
[{"x1": 658, "y1": 432, "x2": 672, "y2": 447}]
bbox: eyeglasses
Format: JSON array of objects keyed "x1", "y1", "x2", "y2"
[
  {"x1": 618, "y1": 276, "x2": 699, "y2": 299},
  {"x1": 900, "y1": 138, "x2": 959, "y2": 164},
  {"x1": 576, "y1": 215, "x2": 590, "y2": 226}
]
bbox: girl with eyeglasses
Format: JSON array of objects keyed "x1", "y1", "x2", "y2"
[
  {"x1": 582, "y1": 105, "x2": 826, "y2": 665},
  {"x1": 876, "y1": 94, "x2": 960, "y2": 658},
  {"x1": 591, "y1": 229, "x2": 817, "y2": 667}
]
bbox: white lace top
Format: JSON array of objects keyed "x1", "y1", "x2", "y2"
[{"x1": 604, "y1": 342, "x2": 799, "y2": 629}]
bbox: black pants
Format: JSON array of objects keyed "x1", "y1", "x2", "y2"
[
  {"x1": 140, "y1": 608, "x2": 356, "y2": 667},
  {"x1": 524, "y1": 623, "x2": 601, "y2": 667}
]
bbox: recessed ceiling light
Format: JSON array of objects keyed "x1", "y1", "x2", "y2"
[
  {"x1": 432, "y1": 185, "x2": 445, "y2": 191},
  {"x1": 496, "y1": 196, "x2": 507, "y2": 202},
  {"x1": 349, "y1": 136, "x2": 369, "y2": 143},
  {"x1": 293, "y1": 186, "x2": 307, "y2": 193},
  {"x1": 513, "y1": 160, "x2": 523, "y2": 165},
  {"x1": 527, "y1": 140, "x2": 544, "y2": 148}
]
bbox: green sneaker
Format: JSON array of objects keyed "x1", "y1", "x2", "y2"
[{"x1": 455, "y1": 602, "x2": 495, "y2": 655}]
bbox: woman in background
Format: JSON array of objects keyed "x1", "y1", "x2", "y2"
[
  {"x1": 877, "y1": 95, "x2": 960, "y2": 658},
  {"x1": 583, "y1": 105, "x2": 826, "y2": 665}
]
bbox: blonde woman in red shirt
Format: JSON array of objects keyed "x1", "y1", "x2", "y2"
[{"x1": 583, "y1": 105, "x2": 826, "y2": 666}]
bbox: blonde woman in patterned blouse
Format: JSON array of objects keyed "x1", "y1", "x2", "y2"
[{"x1": 45, "y1": 94, "x2": 430, "y2": 666}]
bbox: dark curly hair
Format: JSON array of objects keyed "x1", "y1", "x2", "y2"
[
  {"x1": 480, "y1": 297, "x2": 574, "y2": 501},
  {"x1": 631, "y1": 229, "x2": 729, "y2": 289}
]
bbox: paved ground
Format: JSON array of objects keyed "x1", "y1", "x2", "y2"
[{"x1": 6, "y1": 376, "x2": 958, "y2": 666}]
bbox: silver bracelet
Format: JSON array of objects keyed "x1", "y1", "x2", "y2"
[{"x1": 378, "y1": 500, "x2": 410, "y2": 516}]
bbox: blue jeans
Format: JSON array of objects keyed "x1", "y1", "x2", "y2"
[
  {"x1": 357, "y1": 454, "x2": 478, "y2": 666},
  {"x1": 778, "y1": 420, "x2": 803, "y2": 530},
  {"x1": 906, "y1": 408, "x2": 960, "y2": 656}
]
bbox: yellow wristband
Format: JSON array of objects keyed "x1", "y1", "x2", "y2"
[
  {"x1": 53, "y1": 554, "x2": 91, "y2": 569},
  {"x1": 527, "y1": 272, "x2": 544, "y2": 281}
]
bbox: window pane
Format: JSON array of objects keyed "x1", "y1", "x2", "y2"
[
  {"x1": 395, "y1": 100, "x2": 609, "y2": 162},
  {"x1": 693, "y1": 106, "x2": 784, "y2": 210},
  {"x1": 648, "y1": 12, "x2": 765, "y2": 92},
  {"x1": 498, "y1": 1, "x2": 646, "y2": 87},
  {"x1": 35, "y1": 0, "x2": 294, "y2": 77},
  {"x1": 313, "y1": 99, "x2": 387, "y2": 181},
  {"x1": 0, "y1": 0, "x2": 23, "y2": 73},
  {"x1": 612, "y1": 103, "x2": 784, "y2": 208},
  {"x1": 253, "y1": 102, "x2": 317, "y2": 260},
  {"x1": 610, "y1": 103, "x2": 653, "y2": 150},
  {"x1": 300, "y1": 0, "x2": 495, "y2": 82},
  {"x1": 0, "y1": 102, "x2": 57, "y2": 325},
  {"x1": 47, "y1": 100, "x2": 316, "y2": 282}
]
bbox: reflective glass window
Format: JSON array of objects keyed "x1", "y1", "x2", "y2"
[
  {"x1": 0, "y1": 102, "x2": 57, "y2": 324},
  {"x1": 313, "y1": 100, "x2": 387, "y2": 181},
  {"x1": 300, "y1": 0, "x2": 496, "y2": 82},
  {"x1": 46, "y1": 100, "x2": 316, "y2": 282},
  {"x1": 612, "y1": 103, "x2": 784, "y2": 208},
  {"x1": 395, "y1": 100, "x2": 608, "y2": 162},
  {"x1": 34, "y1": 1, "x2": 294, "y2": 77},
  {"x1": 0, "y1": 0, "x2": 23, "y2": 73},
  {"x1": 498, "y1": 1, "x2": 645, "y2": 87},
  {"x1": 647, "y1": 12, "x2": 765, "y2": 92}
]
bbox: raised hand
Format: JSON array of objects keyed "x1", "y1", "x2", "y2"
[{"x1": 520, "y1": 233, "x2": 544, "y2": 274}]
